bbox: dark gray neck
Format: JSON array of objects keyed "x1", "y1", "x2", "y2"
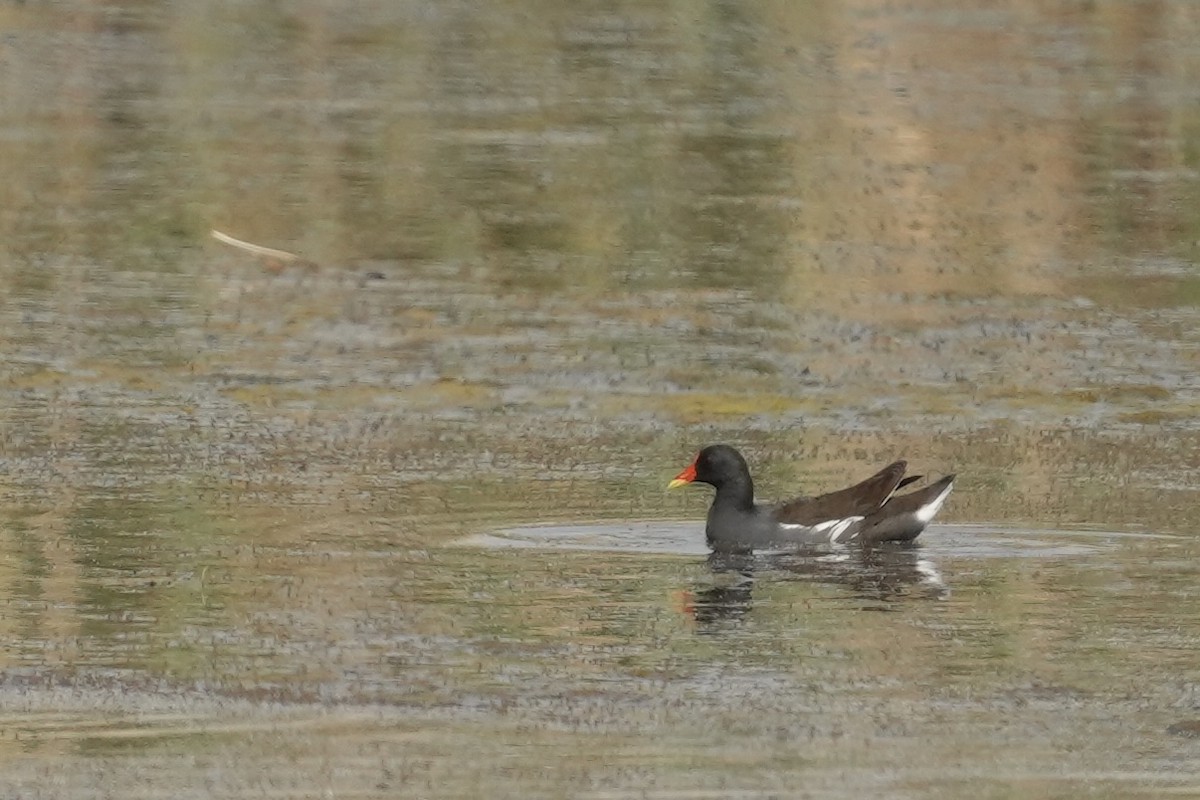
[{"x1": 713, "y1": 474, "x2": 755, "y2": 512}]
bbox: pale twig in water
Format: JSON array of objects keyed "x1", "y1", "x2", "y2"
[{"x1": 210, "y1": 229, "x2": 316, "y2": 274}]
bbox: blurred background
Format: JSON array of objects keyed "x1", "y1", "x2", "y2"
[{"x1": 1, "y1": 2, "x2": 1199, "y2": 797}]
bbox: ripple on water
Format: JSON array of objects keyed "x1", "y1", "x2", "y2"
[{"x1": 454, "y1": 521, "x2": 1169, "y2": 559}]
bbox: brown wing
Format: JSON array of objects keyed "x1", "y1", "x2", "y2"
[{"x1": 773, "y1": 461, "x2": 908, "y2": 526}]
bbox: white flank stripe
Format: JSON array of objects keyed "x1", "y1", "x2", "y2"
[
  {"x1": 779, "y1": 516, "x2": 864, "y2": 542},
  {"x1": 828, "y1": 516, "x2": 864, "y2": 543},
  {"x1": 915, "y1": 482, "x2": 954, "y2": 524}
]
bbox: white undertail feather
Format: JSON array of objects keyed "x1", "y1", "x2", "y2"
[{"x1": 914, "y1": 481, "x2": 954, "y2": 525}]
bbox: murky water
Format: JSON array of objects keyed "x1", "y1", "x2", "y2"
[{"x1": 2, "y1": 1, "x2": 1200, "y2": 797}]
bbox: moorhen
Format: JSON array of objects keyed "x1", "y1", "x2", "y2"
[{"x1": 669, "y1": 444, "x2": 955, "y2": 553}]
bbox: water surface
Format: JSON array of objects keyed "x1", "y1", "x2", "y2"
[{"x1": 2, "y1": 1, "x2": 1200, "y2": 797}]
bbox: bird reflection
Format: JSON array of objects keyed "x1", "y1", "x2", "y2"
[{"x1": 681, "y1": 544, "x2": 948, "y2": 630}]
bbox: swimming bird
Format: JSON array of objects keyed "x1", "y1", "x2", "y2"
[{"x1": 669, "y1": 444, "x2": 954, "y2": 553}]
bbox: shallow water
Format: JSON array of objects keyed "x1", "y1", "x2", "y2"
[{"x1": 2, "y1": 0, "x2": 1200, "y2": 797}]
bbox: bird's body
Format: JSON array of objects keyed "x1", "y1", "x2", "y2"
[{"x1": 669, "y1": 445, "x2": 954, "y2": 553}]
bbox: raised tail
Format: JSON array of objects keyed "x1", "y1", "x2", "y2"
[{"x1": 857, "y1": 474, "x2": 955, "y2": 544}]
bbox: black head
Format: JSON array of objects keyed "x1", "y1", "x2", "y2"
[{"x1": 668, "y1": 444, "x2": 752, "y2": 490}]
